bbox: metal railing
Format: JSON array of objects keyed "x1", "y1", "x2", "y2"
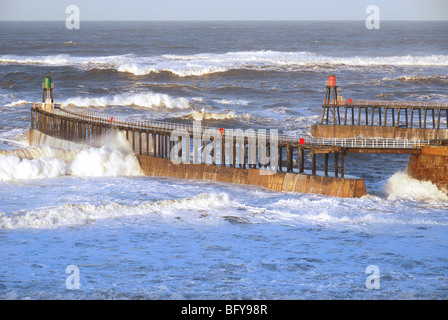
[
  {"x1": 38, "y1": 104, "x2": 430, "y2": 150},
  {"x1": 344, "y1": 99, "x2": 448, "y2": 109}
]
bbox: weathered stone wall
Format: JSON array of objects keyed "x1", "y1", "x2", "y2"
[{"x1": 407, "y1": 146, "x2": 448, "y2": 193}]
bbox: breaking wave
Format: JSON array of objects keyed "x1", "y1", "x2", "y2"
[
  {"x1": 214, "y1": 99, "x2": 249, "y2": 106},
  {"x1": 0, "y1": 146, "x2": 143, "y2": 182},
  {"x1": 385, "y1": 172, "x2": 448, "y2": 202},
  {"x1": 0, "y1": 153, "x2": 67, "y2": 181},
  {"x1": 2, "y1": 51, "x2": 448, "y2": 77},
  {"x1": 0, "y1": 192, "x2": 233, "y2": 229},
  {"x1": 181, "y1": 109, "x2": 242, "y2": 121},
  {"x1": 4, "y1": 100, "x2": 28, "y2": 107},
  {"x1": 381, "y1": 74, "x2": 448, "y2": 84},
  {"x1": 0, "y1": 132, "x2": 143, "y2": 182},
  {"x1": 61, "y1": 92, "x2": 191, "y2": 109},
  {"x1": 388, "y1": 74, "x2": 447, "y2": 81}
]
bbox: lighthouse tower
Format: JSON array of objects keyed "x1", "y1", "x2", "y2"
[{"x1": 42, "y1": 76, "x2": 54, "y2": 110}]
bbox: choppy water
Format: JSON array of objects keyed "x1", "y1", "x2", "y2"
[{"x1": 0, "y1": 21, "x2": 447, "y2": 300}]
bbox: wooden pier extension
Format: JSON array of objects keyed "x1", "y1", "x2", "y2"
[
  {"x1": 312, "y1": 76, "x2": 448, "y2": 140},
  {"x1": 312, "y1": 99, "x2": 448, "y2": 139}
]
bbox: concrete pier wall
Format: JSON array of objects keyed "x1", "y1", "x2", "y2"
[
  {"x1": 27, "y1": 128, "x2": 367, "y2": 198},
  {"x1": 137, "y1": 155, "x2": 367, "y2": 198}
]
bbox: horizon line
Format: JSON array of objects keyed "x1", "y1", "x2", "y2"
[{"x1": 1, "y1": 19, "x2": 448, "y2": 22}]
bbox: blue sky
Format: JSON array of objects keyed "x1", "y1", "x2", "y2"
[{"x1": 1, "y1": 0, "x2": 448, "y2": 20}]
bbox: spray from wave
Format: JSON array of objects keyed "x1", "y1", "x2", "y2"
[
  {"x1": 0, "y1": 154, "x2": 68, "y2": 181},
  {"x1": 0, "y1": 131, "x2": 143, "y2": 182},
  {"x1": 0, "y1": 146, "x2": 143, "y2": 181},
  {"x1": 69, "y1": 146, "x2": 143, "y2": 177},
  {"x1": 385, "y1": 172, "x2": 448, "y2": 202}
]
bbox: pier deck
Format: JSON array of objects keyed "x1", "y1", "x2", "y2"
[{"x1": 30, "y1": 104, "x2": 430, "y2": 196}]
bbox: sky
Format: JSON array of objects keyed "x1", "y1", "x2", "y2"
[{"x1": 1, "y1": 0, "x2": 448, "y2": 21}]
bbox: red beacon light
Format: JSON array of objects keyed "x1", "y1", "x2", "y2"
[{"x1": 328, "y1": 74, "x2": 336, "y2": 87}]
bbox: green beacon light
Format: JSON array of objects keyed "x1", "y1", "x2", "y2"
[
  {"x1": 43, "y1": 76, "x2": 52, "y2": 89},
  {"x1": 42, "y1": 76, "x2": 55, "y2": 109}
]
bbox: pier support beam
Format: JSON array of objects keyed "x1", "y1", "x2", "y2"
[
  {"x1": 286, "y1": 146, "x2": 293, "y2": 173},
  {"x1": 311, "y1": 152, "x2": 316, "y2": 176},
  {"x1": 334, "y1": 153, "x2": 339, "y2": 178},
  {"x1": 299, "y1": 148, "x2": 304, "y2": 174}
]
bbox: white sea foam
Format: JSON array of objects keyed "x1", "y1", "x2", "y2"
[
  {"x1": 0, "y1": 147, "x2": 142, "y2": 182},
  {"x1": 0, "y1": 54, "x2": 130, "y2": 68},
  {"x1": 382, "y1": 74, "x2": 448, "y2": 82},
  {"x1": 258, "y1": 195, "x2": 447, "y2": 228},
  {"x1": 117, "y1": 62, "x2": 228, "y2": 76},
  {"x1": 61, "y1": 92, "x2": 191, "y2": 109},
  {"x1": 182, "y1": 109, "x2": 238, "y2": 121},
  {"x1": 0, "y1": 154, "x2": 67, "y2": 181},
  {"x1": 0, "y1": 131, "x2": 143, "y2": 182},
  {"x1": 69, "y1": 146, "x2": 143, "y2": 177},
  {"x1": 0, "y1": 54, "x2": 72, "y2": 66},
  {"x1": 0, "y1": 192, "x2": 232, "y2": 229},
  {"x1": 4, "y1": 100, "x2": 28, "y2": 107},
  {"x1": 411, "y1": 93, "x2": 448, "y2": 102},
  {"x1": 112, "y1": 52, "x2": 448, "y2": 76},
  {"x1": 385, "y1": 171, "x2": 448, "y2": 202},
  {"x1": 2, "y1": 52, "x2": 448, "y2": 77},
  {"x1": 214, "y1": 99, "x2": 249, "y2": 106}
]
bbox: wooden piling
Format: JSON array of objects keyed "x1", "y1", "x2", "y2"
[
  {"x1": 311, "y1": 152, "x2": 316, "y2": 176},
  {"x1": 334, "y1": 153, "x2": 339, "y2": 178},
  {"x1": 286, "y1": 146, "x2": 292, "y2": 173},
  {"x1": 299, "y1": 148, "x2": 304, "y2": 174}
]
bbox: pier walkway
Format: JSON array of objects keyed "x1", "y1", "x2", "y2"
[
  {"x1": 321, "y1": 99, "x2": 448, "y2": 129},
  {"x1": 31, "y1": 104, "x2": 430, "y2": 180},
  {"x1": 314, "y1": 75, "x2": 448, "y2": 140}
]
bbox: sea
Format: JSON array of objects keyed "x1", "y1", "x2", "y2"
[{"x1": 0, "y1": 21, "x2": 447, "y2": 300}]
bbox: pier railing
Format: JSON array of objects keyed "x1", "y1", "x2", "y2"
[
  {"x1": 30, "y1": 104, "x2": 430, "y2": 179},
  {"x1": 52, "y1": 105, "x2": 430, "y2": 149}
]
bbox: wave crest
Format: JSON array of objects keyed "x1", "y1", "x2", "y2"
[
  {"x1": 2, "y1": 51, "x2": 448, "y2": 77},
  {"x1": 181, "y1": 109, "x2": 238, "y2": 121},
  {"x1": 62, "y1": 92, "x2": 191, "y2": 109},
  {"x1": 0, "y1": 192, "x2": 232, "y2": 229}
]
